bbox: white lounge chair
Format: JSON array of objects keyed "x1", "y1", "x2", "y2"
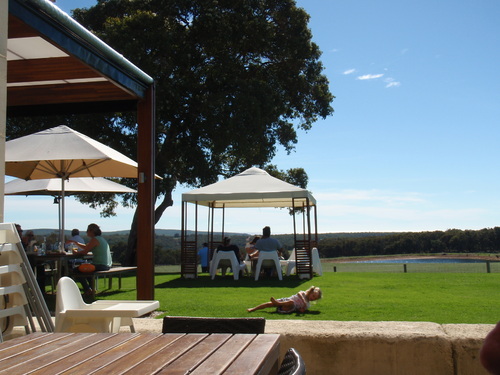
[
  {"x1": 255, "y1": 251, "x2": 283, "y2": 281},
  {"x1": 55, "y1": 276, "x2": 159, "y2": 333},
  {"x1": 210, "y1": 251, "x2": 245, "y2": 280}
]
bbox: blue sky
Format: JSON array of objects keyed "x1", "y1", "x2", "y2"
[{"x1": 6, "y1": 0, "x2": 500, "y2": 235}]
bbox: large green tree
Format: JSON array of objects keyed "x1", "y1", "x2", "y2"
[{"x1": 9, "y1": 0, "x2": 333, "y2": 264}]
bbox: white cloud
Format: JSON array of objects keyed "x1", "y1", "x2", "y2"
[
  {"x1": 384, "y1": 77, "x2": 401, "y2": 88},
  {"x1": 386, "y1": 82, "x2": 401, "y2": 88},
  {"x1": 357, "y1": 74, "x2": 384, "y2": 80},
  {"x1": 343, "y1": 68, "x2": 356, "y2": 75}
]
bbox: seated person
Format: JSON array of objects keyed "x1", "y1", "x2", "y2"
[
  {"x1": 245, "y1": 236, "x2": 260, "y2": 260},
  {"x1": 66, "y1": 223, "x2": 112, "y2": 296},
  {"x1": 216, "y1": 237, "x2": 246, "y2": 275},
  {"x1": 255, "y1": 226, "x2": 283, "y2": 256},
  {"x1": 22, "y1": 230, "x2": 37, "y2": 252},
  {"x1": 198, "y1": 242, "x2": 210, "y2": 273},
  {"x1": 217, "y1": 237, "x2": 242, "y2": 262}
]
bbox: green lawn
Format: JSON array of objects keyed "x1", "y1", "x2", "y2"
[{"x1": 93, "y1": 270, "x2": 500, "y2": 324}]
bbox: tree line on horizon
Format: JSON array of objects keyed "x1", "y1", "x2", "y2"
[
  {"x1": 112, "y1": 227, "x2": 500, "y2": 265},
  {"x1": 28, "y1": 227, "x2": 500, "y2": 265},
  {"x1": 316, "y1": 227, "x2": 500, "y2": 259}
]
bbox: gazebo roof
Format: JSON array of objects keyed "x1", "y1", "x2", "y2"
[{"x1": 182, "y1": 167, "x2": 316, "y2": 208}]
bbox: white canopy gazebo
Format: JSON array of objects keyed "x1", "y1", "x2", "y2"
[{"x1": 181, "y1": 167, "x2": 318, "y2": 278}]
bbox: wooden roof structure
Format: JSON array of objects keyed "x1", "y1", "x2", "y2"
[{"x1": 5, "y1": 0, "x2": 156, "y2": 299}]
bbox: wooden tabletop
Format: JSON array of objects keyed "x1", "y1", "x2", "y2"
[{"x1": 0, "y1": 332, "x2": 281, "y2": 375}]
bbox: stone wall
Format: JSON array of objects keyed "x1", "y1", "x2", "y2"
[{"x1": 265, "y1": 320, "x2": 493, "y2": 375}]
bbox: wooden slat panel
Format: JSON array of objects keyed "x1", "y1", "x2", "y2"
[
  {"x1": 0, "y1": 332, "x2": 51, "y2": 355},
  {"x1": 295, "y1": 247, "x2": 312, "y2": 277},
  {"x1": 8, "y1": 15, "x2": 38, "y2": 38},
  {"x1": 190, "y1": 334, "x2": 256, "y2": 375},
  {"x1": 7, "y1": 81, "x2": 136, "y2": 107},
  {"x1": 7, "y1": 99, "x2": 139, "y2": 116},
  {"x1": 30, "y1": 333, "x2": 143, "y2": 375},
  {"x1": 223, "y1": 334, "x2": 280, "y2": 375},
  {"x1": 91, "y1": 334, "x2": 182, "y2": 374},
  {"x1": 8, "y1": 57, "x2": 101, "y2": 83},
  {"x1": 19, "y1": 334, "x2": 135, "y2": 375},
  {"x1": 0, "y1": 333, "x2": 281, "y2": 375},
  {"x1": 0, "y1": 332, "x2": 73, "y2": 361},
  {"x1": 122, "y1": 334, "x2": 208, "y2": 374},
  {"x1": 181, "y1": 240, "x2": 198, "y2": 276},
  {"x1": 0, "y1": 333, "x2": 101, "y2": 375},
  {"x1": 157, "y1": 334, "x2": 232, "y2": 375},
  {"x1": 59, "y1": 333, "x2": 158, "y2": 375}
]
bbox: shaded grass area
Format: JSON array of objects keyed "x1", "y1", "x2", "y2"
[{"x1": 91, "y1": 270, "x2": 500, "y2": 324}]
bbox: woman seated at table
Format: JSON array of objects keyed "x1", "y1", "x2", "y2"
[
  {"x1": 66, "y1": 223, "x2": 112, "y2": 296},
  {"x1": 245, "y1": 236, "x2": 260, "y2": 274},
  {"x1": 245, "y1": 236, "x2": 260, "y2": 260}
]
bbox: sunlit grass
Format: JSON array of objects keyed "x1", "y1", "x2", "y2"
[{"x1": 95, "y1": 269, "x2": 500, "y2": 324}]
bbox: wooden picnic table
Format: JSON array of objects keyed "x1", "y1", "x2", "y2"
[{"x1": 0, "y1": 332, "x2": 281, "y2": 374}]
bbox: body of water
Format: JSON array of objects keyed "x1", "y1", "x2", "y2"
[{"x1": 353, "y1": 258, "x2": 493, "y2": 264}]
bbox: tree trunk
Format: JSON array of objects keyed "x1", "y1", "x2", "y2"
[{"x1": 123, "y1": 187, "x2": 175, "y2": 266}]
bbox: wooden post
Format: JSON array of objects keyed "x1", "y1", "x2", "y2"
[
  {"x1": 136, "y1": 84, "x2": 155, "y2": 300},
  {"x1": 0, "y1": 0, "x2": 7, "y2": 222}
]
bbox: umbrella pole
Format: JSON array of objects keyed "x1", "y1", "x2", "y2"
[
  {"x1": 58, "y1": 194, "x2": 62, "y2": 250},
  {"x1": 60, "y1": 177, "x2": 65, "y2": 251}
]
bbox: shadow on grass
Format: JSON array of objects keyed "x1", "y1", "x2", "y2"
[{"x1": 155, "y1": 274, "x2": 311, "y2": 289}]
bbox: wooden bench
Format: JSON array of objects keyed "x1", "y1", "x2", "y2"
[{"x1": 89, "y1": 266, "x2": 137, "y2": 294}]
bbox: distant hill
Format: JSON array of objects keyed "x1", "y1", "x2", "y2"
[
  {"x1": 29, "y1": 228, "x2": 395, "y2": 238},
  {"x1": 29, "y1": 228, "x2": 254, "y2": 237}
]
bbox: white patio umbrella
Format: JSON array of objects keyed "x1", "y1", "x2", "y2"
[
  {"x1": 5, "y1": 177, "x2": 137, "y2": 196},
  {"x1": 5, "y1": 177, "x2": 137, "y2": 243},
  {"x1": 5, "y1": 125, "x2": 140, "y2": 249}
]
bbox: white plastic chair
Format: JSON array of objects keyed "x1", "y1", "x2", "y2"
[
  {"x1": 55, "y1": 276, "x2": 159, "y2": 333},
  {"x1": 210, "y1": 251, "x2": 244, "y2": 280},
  {"x1": 243, "y1": 254, "x2": 252, "y2": 275},
  {"x1": 0, "y1": 247, "x2": 31, "y2": 341},
  {"x1": 285, "y1": 249, "x2": 297, "y2": 276},
  {"x1": 0, "y1": 267, "x2": 30, "y2": 341},
  {"x1": 254, "y1": 251, "x2": 283, "y2": 281},
  {"x1": 312, "y1": 247, "x2": 323, "y2": 276}
]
